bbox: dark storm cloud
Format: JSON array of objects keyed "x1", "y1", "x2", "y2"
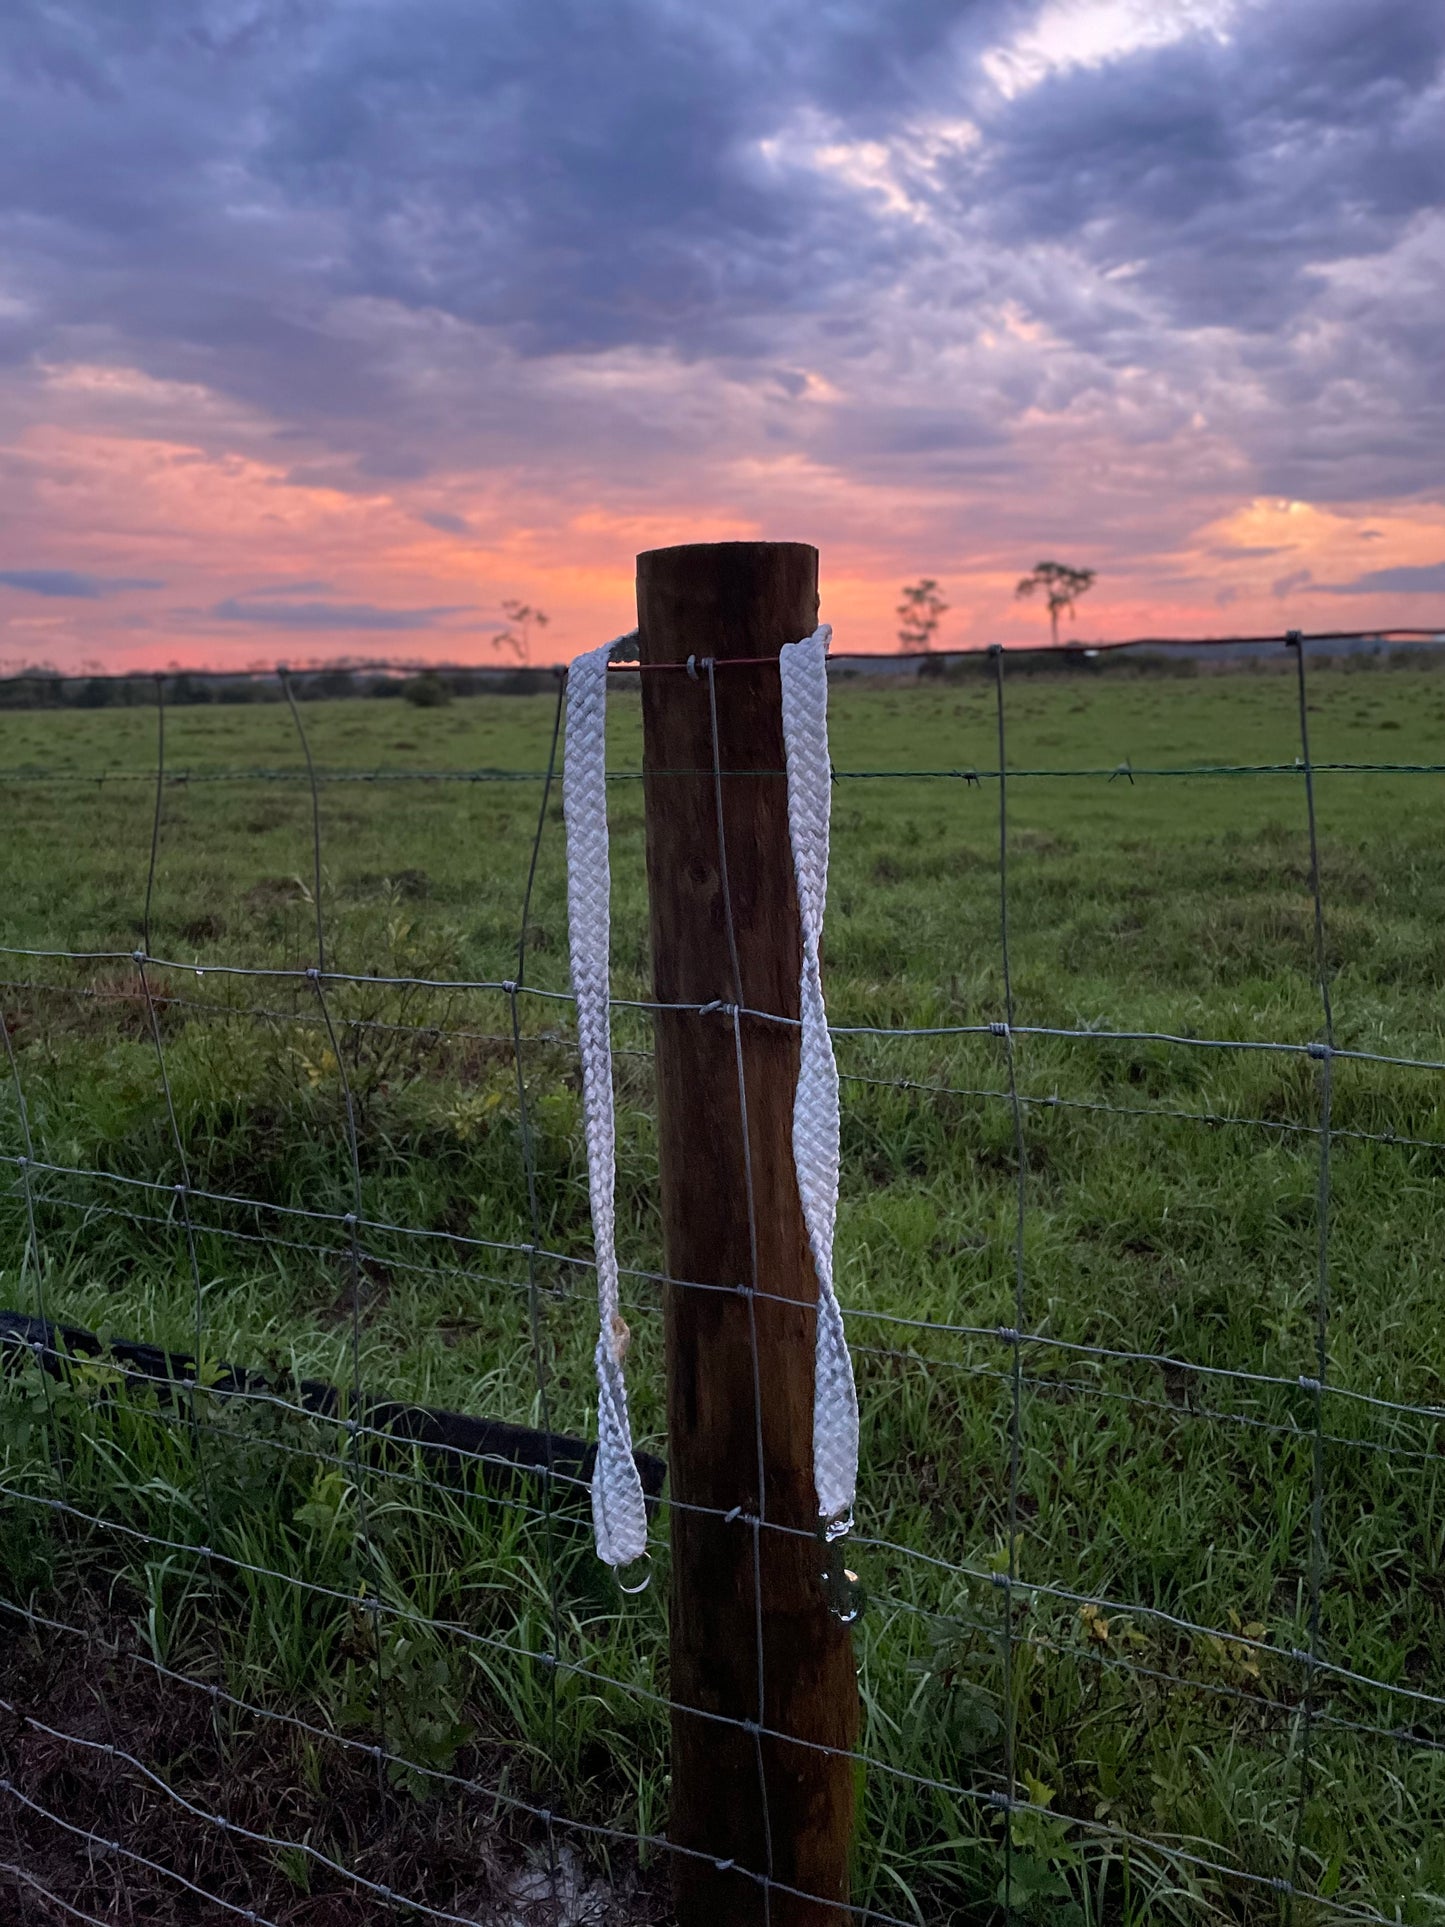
[
  {"x1": 969, "y1": 0, "x2": 1445, "y2": 329},
  {"x1": 256, "y1": 0, "x2": 1022, "y2": 356},
  {"x1": 0, "y1": 569, "x2": 164, "y2": 596},
  {"x1": 954, "y1": 0, "x2": 1445, "y2": 500},
  {"x1": 0, "y1": 0, "x2": 1009, "y2": 434},
  {"x1": 210, "y1": 597, "x2": 474, "y2": 630},
  {"x1": 0, "y1": 0, "x2": 1440, "y2": 502}
]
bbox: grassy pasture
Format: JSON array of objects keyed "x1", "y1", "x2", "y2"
[{"x1": 3, "y1": 659, "x2": 1445, "y2": 1924}]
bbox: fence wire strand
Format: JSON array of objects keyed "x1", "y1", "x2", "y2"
[{"x1": 4, "y1": 633, "x2": 1445, "y2": 1925}]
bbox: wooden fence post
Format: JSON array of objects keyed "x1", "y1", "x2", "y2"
[{"x1": 636, "y1": 541, "x2": 859, "y2": 1926}]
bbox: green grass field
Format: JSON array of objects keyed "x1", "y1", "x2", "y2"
[{"x1": 3, "y1": 659, "x2": 1445, "y2": 1925}]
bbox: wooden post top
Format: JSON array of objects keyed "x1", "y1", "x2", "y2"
[{"x1": 637, "y1": 543, "x2": 820, "y2": 667}]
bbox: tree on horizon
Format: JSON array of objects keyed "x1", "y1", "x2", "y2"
[
  {"x1": 496, "y1": 600, "x2": 549, "y2": 661},
  {"x1": 1015, "y1": 561, "x2": 1096, "y2": 646},
  {"x1": 896, "y1": 579, "x2": 948, "y2": 652}
]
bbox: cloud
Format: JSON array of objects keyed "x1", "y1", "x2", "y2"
[
  {"x1": 208, "y1": 596, "x2": 474, "y2": 631},
  {"x1": 1271, "y1": 568, "x2": 1314, "y2": 597},
  {"x1": 0, "y1": 568, "x2": 164, "y2": 597},
  {"x1": 241, "y1": 579, "x2": 336, "y2": 597},
  {"x1": 1320, "y1": 560, "x2": 1445, "y2": 594},
  {"x1": 971, "y1": 1, "x2": 1445, "y2": 319},
  {"x1": 0, "y1": 0, "x2": 1443, "y2": 664}
]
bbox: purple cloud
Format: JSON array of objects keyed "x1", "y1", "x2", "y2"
[
  {"x1": 211, "y1": 597, "x2": 474, "y2": 630},
  {"x1": 0, "y1": 569, "x2": 164, "y2": 597}
]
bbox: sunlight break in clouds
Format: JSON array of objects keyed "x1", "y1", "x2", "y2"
[{"x1": 982, "y1": 0, "x2": 1240, "y2": 98}]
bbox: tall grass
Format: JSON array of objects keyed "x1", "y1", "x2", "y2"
[{"x1": 4, "y1": 663, "x2": 1445, "y2": 1921}]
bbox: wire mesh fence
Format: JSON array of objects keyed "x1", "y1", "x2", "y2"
[{"x1": 2, "y1": 620, "x2": 1445, "y2": 1924}]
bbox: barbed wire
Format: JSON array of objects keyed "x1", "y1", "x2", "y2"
[
  {"x1": 0, "y1": 1480, "x2": 1419, "y2": 1927},
  {"x1": 8, "y1": 755, "x2": 1445, "y2": 787},
  {"x1": 8, "y1": 977, "x2": 1445, "y2": 1155},
  {"x1": 11, "y1": 1150, "x2": 1445, "y2": 1438},
  {"x1": 6, "y1": 955, "x2": 1445, "y2": 1075}
]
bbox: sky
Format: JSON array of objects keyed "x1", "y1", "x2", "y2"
[{"x1": 0, "y1": 0, "x2": 1442, "y2": 670}]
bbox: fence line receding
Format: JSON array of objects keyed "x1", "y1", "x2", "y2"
[{"x1": 3, "y1": 567, "x2": 1445, "y2": 1926}]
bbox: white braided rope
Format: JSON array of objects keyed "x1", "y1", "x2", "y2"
[
  {"x1": 564, "y1": 624, "x2": 858, "y2": 1568},
  {"x1": 563, "y1": 636, "x2": 648, "y2": 1570},
  {"x1": 779, "y1": 624, "x2": 858, "y2": 1531}
]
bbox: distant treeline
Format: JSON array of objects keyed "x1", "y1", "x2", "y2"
[
  {"x1": 2, "y1": 642, "x2": 1439, "y2": 708},
  {"x1": 0, "y1": 665, "x2": 560, "y2": 709},
  {"x1": 875, "y1": 641, "x2": 1445, "y2": 681}
]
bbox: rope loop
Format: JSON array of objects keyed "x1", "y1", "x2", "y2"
[
  {"x1": 563, "y1": 636, "x2": 649, "y2": 1571},
  {"x1": 565, "y1": 622, "x2": 859, "y2": 1568},
  {"x1": 779, "y1": 624, "x2": 859, "y2": 1540}
]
